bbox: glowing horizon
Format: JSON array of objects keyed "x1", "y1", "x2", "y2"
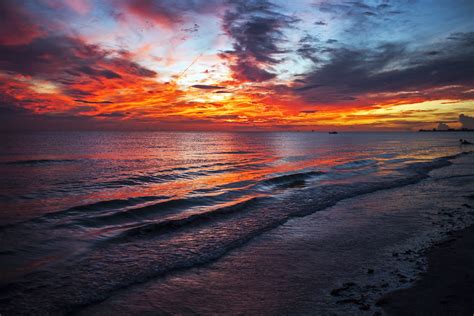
[{"x1": 1, "y1": 0, "x2": 473, "y2": 131}]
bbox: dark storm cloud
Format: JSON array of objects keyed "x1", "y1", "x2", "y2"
[
  {"x1": 0, "y1": 0, "x2": 43, "y2": 45},
  {"x1": 294, "y1": 84, "x2": 323, "y2": 92},
  {"x1": 207, "y1": 114, "x2": 240, "y2": 120},
  {"x1": 0, "y1": 36, "x2": 156, "y2": 82},
  {"x1": 77, "y1": 66, "x2": 122, "y2": 79},
  {"x1": 0, "y1": 96, "x2": 84, "y2": 132},
  {"x1": 297, "y1": 34, "x2": 320, "y2": 63},
  {"x1": 0, "y1": 99, "x2": 29, "y2": 117},
  {"x1": 65, "y1": 89, "x2": 96, "y2": 98},
  {"x1": 314, "y1": 0, "x2": 405, "y2": 36},
  {"x1": 221, "y1": 0, "x2": 299, "y2": 82},
  {"x1": 75, "y1": 100, "x2": 114, "y2": 104},
  {"x1": 0, "y1": 0, "x2": 159, "y2": 82},
  {"x1": 317, "y1": 0, "x2": 403, "y2": 18},
  {"x1": 191, "y1": 84, "x2": 225, "y2": 90},
  {"x1": 110, "y1": 56, "x2": 158, "y2": 78},
  {"x1": 294, "y1": 32, "x2": 474, "y2": 103},
  {"x1": 447, "y1": 32, "x2": 474, "y2": 44}
]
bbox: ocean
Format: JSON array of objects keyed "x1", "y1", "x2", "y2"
[{"x1": 1, "y1": 131, "x2": 473, "y2": 314}]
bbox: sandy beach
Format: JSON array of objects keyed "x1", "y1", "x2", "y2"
[{"x1": 381, "y1": 223, "x2": 474, "y2": 315}]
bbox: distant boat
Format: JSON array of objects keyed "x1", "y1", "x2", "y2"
[{"x1": 329, "y1": 131, "x2": 338, "y2": 134}]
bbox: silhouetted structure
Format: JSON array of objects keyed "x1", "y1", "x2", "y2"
[{"x1": 419, "y1": 128, "x2": 474, "y2": 132}]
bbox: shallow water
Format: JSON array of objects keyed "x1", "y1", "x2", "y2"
[
  {"x1": 80, "y1": 153, "x2": 474, "y2": 315},
  {"x1": 0, "y1": 131, "x2": 473, "y2": 314}
]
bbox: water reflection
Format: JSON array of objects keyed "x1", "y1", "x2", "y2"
[{"x1": 0, "y1": 132, "x2": 469, "y2": 225}]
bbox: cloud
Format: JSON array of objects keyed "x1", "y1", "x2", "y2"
[
  {"x1": 220, "y1": 0, "x2": 299, "y2": 82},
  {"x1": 63, "y1": 0, "x2": 92, "y2": 15},
  {"x1": 115, "y1": 0, "x2": 223, "y2": 28},
  {"x1": 294, "y1": 84, "x2": 323, "y2": 92},
  {"x1": 459, "y1": 114, "x2": 474, "y2": 129},
  {"x1": 0, "y1": 0, "x2": 44, "y2": 45},
  {"x1": 96, "y1": 112, "x2": 127, "y2": 118},
  {"x1": 0, "y1": 36, "x2": 156, "y2": 81},
  {"x1": 293, "y1": 33, "x2": 474, "y2": 105},
  {"x1": 316, "y1": 0, "x2": 403, "y2": 25},
  {"x1": 77, "y1": 66, "x2": 122, "y2": 79},
  {"x1": 75, "y1": 99, "x2": 113, "y2": 104},
  {"x1": 207, "y1": 114, "x2": 240, "y2": 120},
  {"x1": 297, "y1": 34, "x2": 320, "y2": 63},
  {"x1": 0, "y1": 0, "x2": 473, "y2": 131},
  {"x1": 0, "y1": 30, "x2": 180, "y2": 125},
  {"x1": 191, "y1": 84, "x2": 225, "y2": 90},
  {"x1": 181, "y1": 23, "x2": 200, "y2": 33}
]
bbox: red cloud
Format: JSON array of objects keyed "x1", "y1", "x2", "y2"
[{"x1": 116, "y1": 0, "x2": 224, "y2": 29}]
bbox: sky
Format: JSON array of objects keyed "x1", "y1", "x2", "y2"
[{"x1": 0, "y1": 0, "x2": 473, "y2": 131}]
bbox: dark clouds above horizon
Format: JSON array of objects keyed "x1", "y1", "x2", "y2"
[{"x1": 0, "y1": 0, "x2": 473, "y2": 131}]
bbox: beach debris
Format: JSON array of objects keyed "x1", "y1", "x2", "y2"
[{"x1": 330, "y1": 282, "x2": 357, "y2": 296}]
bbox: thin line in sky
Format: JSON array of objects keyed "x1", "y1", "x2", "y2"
[{"x1": 176, "y1": 53, "x2": 203, "y2": 80}]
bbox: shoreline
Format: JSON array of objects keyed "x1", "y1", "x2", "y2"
[
  {"x1": 76, "y1": 153, "x2": 474, "y2": 315},
  {"x1": 1, "y1": 143, "x2": 473, "y2": 314},
  {"x1": 380, "y1": 222, "x2": 474, "y2": 315}
]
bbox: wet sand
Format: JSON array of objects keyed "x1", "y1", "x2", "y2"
[{"x1": 381, "y1": 223, "x2": 474, "y2": 316}]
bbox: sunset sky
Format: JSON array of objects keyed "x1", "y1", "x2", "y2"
[{"x1": 1, "y1": 0, "x2": 473, "y2": 131}]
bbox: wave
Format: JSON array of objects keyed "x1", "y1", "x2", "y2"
[
  {"x1": 261, "y1": 170, "x2": 324, "y2": 188},
  {"x1": 3, "y1": 159, "x2": 77, "y2": 165},
  {"x1": 64, "y1": 196, "x2": 168, "y2": 215},
  {"x1": 97, "y1": 153, "x2": 469, "y2": 254},
  {"x1": 375, "y1": 153, "x2": 397, "y2": 159},
  {"x1": 105, "y1": 196, "x2": 264, "y2": 243},
  {"x1": 333, "y1": 159, "x2": 377, "y2": 170},
  {"x1": 384, "y1": 158, "x2": 413, "y2": 164},
  {"x1": 0, "y1": 195, "x2": 170, "y2": 231},
  {"x1": 0, "y1": 152, "x2": 470, "y2": 314},
  {"x1": 80, "y1": 161, "x2": 267, "y2": 191},
  {"x1": 73, "y1": 197, "x2": 206, "y2": 228},
  {"x1": 56, "y1": 171, "x2": 323, "y2": 231}
]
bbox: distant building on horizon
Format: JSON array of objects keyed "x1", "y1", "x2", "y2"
[
  {"x1": 419, "y1": 114, "x2": 474, "y2": 132},
  {"x1": 460, "y1": 114, "x2": 474, "y2": 129}
]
